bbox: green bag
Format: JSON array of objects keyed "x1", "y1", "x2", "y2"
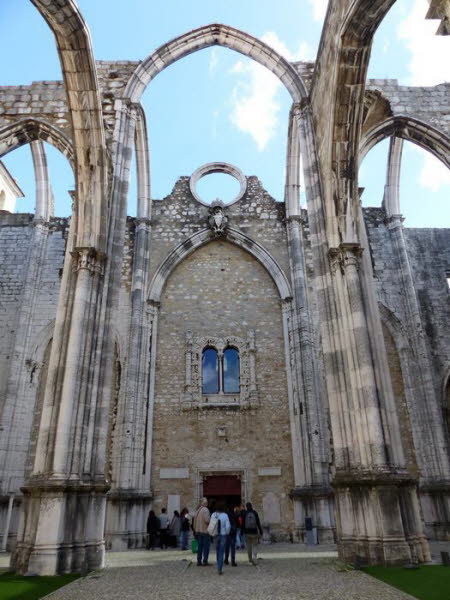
[{"x1": 191, "y1": 538, "x2": 198, "y2": 554}]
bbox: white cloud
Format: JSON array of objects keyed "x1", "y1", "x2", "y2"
[
  {"x1": 209, "y1": 48, "x2": 219, "y2": 76},
  {"x1": 228, "y1": 32, "x2": 313, "y2": 151},
  {"x1": 307, "y1": 0, "x2": 328, "y2": 23},
  {"x1": 397, "y1": 0, "x2": 450, "y2": 85},
  {"x1": 413, "y1": 145, "x2": 450, "y2": 192}
]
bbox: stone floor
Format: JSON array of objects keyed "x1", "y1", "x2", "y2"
[{"x1": 45, "y1": 545, "x2": 416, "y2": 600}]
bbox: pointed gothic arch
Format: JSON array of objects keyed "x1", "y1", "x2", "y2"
[
  {"x1": 147, "y1": 227, "x2": 293, "y2": 304},
  {"x1": 360, "y1": 116, "x2": 450, "y2": 169},
  {"x1": 0, "y1": 119, "x2": 74, "y2": 168},
  {"x1": 124, "y1": 23, "x2": 308, "y2": 103}
]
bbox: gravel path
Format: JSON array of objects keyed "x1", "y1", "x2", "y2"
[{"x1": 47, "y1": 545, "x2": 415, "y2": 600}]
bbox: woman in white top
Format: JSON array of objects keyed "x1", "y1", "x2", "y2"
[{"x1": 210, "y1": 503, "x2": 231, "y2": 575}]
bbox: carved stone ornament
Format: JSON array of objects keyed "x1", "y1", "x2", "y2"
[
  {"x1": 183, "y1": 331, "x2": 258, "y2": 410},
  {"x1": 208, "y1": 201, "x2": 228, "y2": 236}
]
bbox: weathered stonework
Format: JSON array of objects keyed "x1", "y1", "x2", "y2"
[{"x1": 0, "y1": 0, "x2": 449, "y2": 574}]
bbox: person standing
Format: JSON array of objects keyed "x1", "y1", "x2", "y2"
[
  {"x1": 193, "y1": 497, "x2": 211, "y2": 566},
  {"x1": 224, "y1": 505, "x2": 238, "y2": 566},
  {"x1": 159, "y1": 507, "x2": 169, "y2": 549},
  {"x1": 146, "y1": 509, "x2": 160, "y2": 550},
  {"x1": 169, "y1": 509, "x2": 181, "y2": 547},
  {"x1": 241, "y1": 502, "x2": 263, "y2": 565},
  {"x1": 180, "y1": 507, "x2": 190, "y2": 550},
  {"x1": 209, "y1": 502, "x2": 230, "y2": 575}
]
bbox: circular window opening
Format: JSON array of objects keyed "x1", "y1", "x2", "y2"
[
  {"x1": 196, "y1": 172, "x2": 241, "y2": 205},
  {"x1": 190, "y1": 162, "x2": 247, "y2": 206}
]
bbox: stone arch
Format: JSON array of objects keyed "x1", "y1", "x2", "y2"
[
  {"x1": 360, "y1": 116, "x2": 450, "y2": 169},
  {"x1": 148, "y1": 227, "x2": 292, "y2": 303},
  {"x1": 31, "y1": 0, "x2": 107, "y2": 249},
  {"x1": 124, "y1": 23, "x2": 308, "y2": 103},
  {"x1": 0, "y1": 119, "x2": 74, "y2": 168}
]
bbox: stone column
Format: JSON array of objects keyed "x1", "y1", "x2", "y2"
[
  {"x1": 11, "y1": 243, "x2": 109, "y2": 576},
  {"x1": 283, "y1": 105, "x2": 334, "y2": 542},
  {"x1": 383, "y1": 138, "x2": 450, "y2": 539},
  {"x1": 329, "y1": 243, "x2": 430, "y2": 564},
  {"x1": 296, "y1": 101, "x2": 430, "y2": 563}
]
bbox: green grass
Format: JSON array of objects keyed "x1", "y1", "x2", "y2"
[
  {"x1": 363, "y1": 565, "x2": 450, "y2": 600},
  {"x1": 0, "y1": 572, "x2": 79, "y2": 600}
]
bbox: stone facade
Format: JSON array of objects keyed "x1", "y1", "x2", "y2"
[{"x1": 0, "y1": 1, "x2": 449, "y2": 575}]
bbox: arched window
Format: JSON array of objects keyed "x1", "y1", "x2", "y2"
[
  {"x1": 202, "y1": 347, "x2": 219, "y2": 394},
  {"x1": 223, "y1": 347, "x2": 240, "y2": 393}
]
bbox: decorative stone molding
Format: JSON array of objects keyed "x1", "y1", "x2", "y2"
[{"x1": 183, "y1": 331, "x2": 257, "y2": 410}]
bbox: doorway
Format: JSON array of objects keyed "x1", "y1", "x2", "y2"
[{"x1": 202, "y1": 474, "x2": 242, "y2": 511}]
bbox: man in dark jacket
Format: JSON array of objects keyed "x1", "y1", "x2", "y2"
[
  {"x1": 241, "y1": 501, "x2": 263, "y2": 565},
  {"x1": 224, "y1": 506, "x2": 238, "y2": 566}
]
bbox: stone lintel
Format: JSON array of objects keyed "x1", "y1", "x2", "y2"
[
  {"x1": 106, "y1": 490, "x2": 153, "y2": 501},
  {"x1": 332, "y1": 468, "x2": 416, "y2": 488},
  {"x1": 419, "y1": 479, "x2": 450, "y2": 494},
  {"x1": 290, "y1": 485, "x2": 333, "y2": 499}
]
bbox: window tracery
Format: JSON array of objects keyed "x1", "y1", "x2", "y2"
[{"x1": 184, "y1": 331, "x2": 257, "y2": 409}]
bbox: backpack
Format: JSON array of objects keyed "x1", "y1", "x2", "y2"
[
  {"x1": 207, "y1": 512, "x2": 219, "y2": 536},
  {"x1": 245, "y1": 511, "x2": 257, "y2": 530}
]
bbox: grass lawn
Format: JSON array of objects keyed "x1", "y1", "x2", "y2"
[
  {"x1": 0, "y1": 572, "x2": 79, "y2": 600},
  {"x1": 363, "y1": 565, "x2": 450, "y2": 600}
]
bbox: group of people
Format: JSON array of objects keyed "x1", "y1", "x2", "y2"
[
  {"x1": 146, "y1": 499, "x2": 263, "y2": 575},
  {"x1": 146, "y1": 507, "x2": 191, "y2": 550},
  {"x1": 193, "y1": 498, "x2": 263, "y2": 575}
]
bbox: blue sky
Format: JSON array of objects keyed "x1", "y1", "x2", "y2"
[{"x1": 0, "y1": 0, "x2": 449, "y2": 227}]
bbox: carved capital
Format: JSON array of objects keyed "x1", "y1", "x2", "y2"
[
  {"x1": 329, "y1": 244, "x2": 363, "y2": 274},
  {"x1": 385, "y1": 214, "x2": 405, "y2": 230},
  {"x1": 71, "y1": 247, "x2": 106, "y2": 276}
]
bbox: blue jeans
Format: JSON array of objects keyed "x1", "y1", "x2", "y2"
[
  {"x1": 197, "y1": 533, "x2": 210, "y2": 565},
  {"x1": 225, "y1": 531, "x2": 236, "y2": 564},
  {"x1": 180, "y1": 530, "x2": 188, "y2": 550},
  {"x1": 215, "y1": 534, "x2": 227, "y2": 572}
]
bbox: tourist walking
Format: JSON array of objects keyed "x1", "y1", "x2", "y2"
[
  {"x1": 236, "y1": 503, "x2": 245, "y2": 549},
  {"x1": 159, "y1": 507, "x2": 169, "y2": 549},
  {"x1": 241, "y1": 502, "x2": 263, "y2": 565},
  {"x1": 146, "y1": 509, "x2": 160, "y2": 550},
  {"x1": 208, "y1": 502, "x2": 230, "y2": 575},
  {"x1": 193, "y1": 497, "x2": 211, "y2": 566},
  {"x1": 224, "y1": 505, "x2": 238, "y2": 566},
  {"x1": 169, "y1": 510, "x2": 181, "y2": 547},
  {"x1": 180, "y1": 507, "x2": 190, "y2": 550}
]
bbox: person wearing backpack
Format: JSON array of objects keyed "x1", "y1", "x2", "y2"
[
  {"x1": 241, "y1": 501, "x2": 263, "y2": 565},
  {"x1": 207, "y1": 502, "x2": 230, "y2": 575}
]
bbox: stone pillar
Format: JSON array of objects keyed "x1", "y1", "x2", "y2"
[{"x1": 11, "y1": 245, "x2": 109, "y2": 575}]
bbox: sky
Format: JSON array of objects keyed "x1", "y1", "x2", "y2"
[{"x1": 0, "y1": 0, "x2": 449, "y2": 227}]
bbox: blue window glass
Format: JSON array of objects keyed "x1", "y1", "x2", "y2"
[
  {"x1": 202, "y1": 347, "x2": 219, "y2": 394},
  {"x1": 223, "y1": 347, "x2": 240, "y2": 393}
]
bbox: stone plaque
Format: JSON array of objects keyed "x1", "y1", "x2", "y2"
[
  {"x1": 262, "y1": 492, "x2": 281, "y2": 524},
  {"x1": 258, "y1": 467, "x2": 281, "y2": 477},
  {"x1": 159, "y1": 468, "x2": 189, "y2": 479}
]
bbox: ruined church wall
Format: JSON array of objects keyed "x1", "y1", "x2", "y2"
[{"x1": 152, "y1": 240, "x2": 295, "y2": 536}]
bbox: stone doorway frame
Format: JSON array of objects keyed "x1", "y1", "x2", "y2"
[{"x1": 196, "y1": 468, "x2": 247, "y2": 506}]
